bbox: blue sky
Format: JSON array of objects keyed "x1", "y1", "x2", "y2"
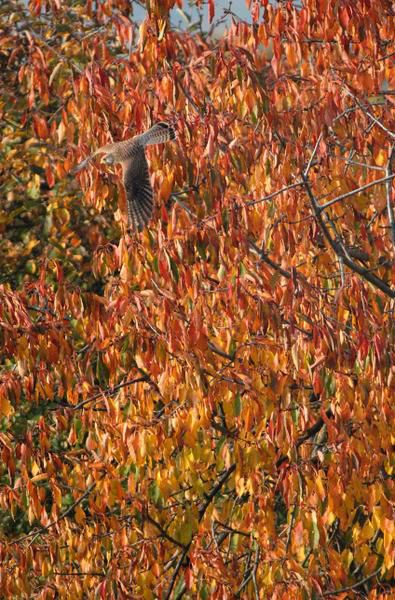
[{"x1": 131, "y1": 1, "x2": 253, "y2": 32}]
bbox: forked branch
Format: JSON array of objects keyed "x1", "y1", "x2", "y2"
[{"x1": 302, "y1": 174, "x2": 395, "y2": 298}]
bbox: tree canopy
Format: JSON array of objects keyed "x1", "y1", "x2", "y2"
[{"x1": 0, "y1": 0, "x2": 395, "y2": 598}]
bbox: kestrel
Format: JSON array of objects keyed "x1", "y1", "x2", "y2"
[{"x1": 73, "y1": 122, "x2": 176, "y2": 230}]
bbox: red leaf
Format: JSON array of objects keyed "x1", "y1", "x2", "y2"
[
  {"x1": 185, "y1": 567, "x2": 193, "y2": 589},
  {"x1": 209, "y1": 0, "x2": 215, "y2": 23},
  {"x1": 33, "y1": 115, "x2": 49, "y2": 140},
  {"x1": 45, "y1": 165, "x2": 55, "y2": 188},
  {"x1": 339, "y1": 6, "x2": 350, "y2": 28}
]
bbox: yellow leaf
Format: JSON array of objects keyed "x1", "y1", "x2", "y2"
[
  {"x1": 75, "y1": 505, "x2": 86, "y2": 525},
  {"x1": 291, "y1": 343, "x2": 299, "y2": 370},
  {"x1": 0, "y1": 395, "x2": 13, "y2": 417},
  {"x1": 374, "y1": 149, "x2": 386, "y2": 166},
  {"x1": 359, "y1": 519, "x2": 375, "y2": 543},
  {"x1": 31, "y1": 461, "x2": 40, "y2": 476},
  {"x1": 315, "y1": 475, "x2": 326, "y2": 501},
  {"x1": 31, "y1": 473, "x2": 48, "y2": 484},
  {"x1": 157, "y1": 19, "x2": 167, "y2": 42},
  {"x1": 57, "y1": 120, "x2": 66, "y2": 144},
  {"x1": 49, "y1": 62, "x2": 62, "y2": 87}
]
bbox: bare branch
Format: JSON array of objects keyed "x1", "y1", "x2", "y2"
[
  {"x1": 320, "y1": 173, "x2": 395, "y2": 211},
  {"x1": 344, "y1": 88, "x2": 395, "y2": 139},
  {"x1": 386, "y1": 143, "x2": 395, "y2": 246},
  {"x1": 13, "y1": 482, "x2": 96, "y2": 544},
  {"x1": 177, "y1": 76, "x2": 203, "y2": 115},
  {"x1": 304, "y1": 132, "x2": 323, "y2": 177},
  {"x1": 322, "y1": 566, "x2": 381, "y2": 597},
  {"x1": 248, "y1": 241, "x2": 291, "y2": 279},
  {"x1": 246, "y1": 181, "x2": 303, "y2": 207},
  {"x1": 164, "y1": 465, "x2": 236, "y2": 600},
  {"x1": 198, "y1": 464, "x2": 236, "y2": 520},
  {"x1": 276, "y1": 408, "x2": 334, "y2": 469},
  {"x1": 72, "y1": 377, "x2": 150, "y2": 410},
  {"x1": 146, "y1": 512, "x2": 186, "y2": 550},
  {"x1": 251, "y1": 547, "x2": 260, "y2": 600},
  {"x1": 302, "y1": 174, "x2": 395, "y2": 298}
]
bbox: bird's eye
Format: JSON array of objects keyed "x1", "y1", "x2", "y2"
[{"x1": 104, "y1": 154, "x2": 114, "y2": 164}]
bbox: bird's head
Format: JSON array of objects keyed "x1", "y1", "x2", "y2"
[{"x1": 102, "y1": 153, "x2": 115, "y2": 165}]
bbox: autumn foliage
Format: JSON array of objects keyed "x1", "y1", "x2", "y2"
[{"x1": 1, "y1": 0, "x2": 395, "y2": 597}]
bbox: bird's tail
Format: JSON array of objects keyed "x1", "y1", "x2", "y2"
[{"x1": 139, "y1": 122, "x2": 176, "y2": 146}]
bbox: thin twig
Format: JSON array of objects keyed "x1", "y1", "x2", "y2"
[
  {"x1": 214, "y1": 520, "x2": 250, "y2": 537},
  {"x1": 246, "y1": 181, "x2": 302, "y2": 207},
  {"x1": 177, "y1": 76, "x2": 203, "y2": 115},
  {"x1": 251, "y1": 547, "x2": 260, "y2": 600},
  {"x1": 302, "y1": 174, "x2": 395, "y2": 298},
  {"x1": 164, "y1": 464, "x2": 236, "y2": 600},
  {"x1": 72, "y1": 377, "x2": 149, "y2": 410},
  {"x1": 248, "y1": 241, "x2": 291, "y2": 279},
  {"x1": 386, "y1": 143, "x2": 395, "y2": 246},
  {"x1": 304, "y1": 132, "x2": 323, "y2": 177},
  {"x1": 13, "y1": 482, "x2": 96, "y2": 544},
  {"x1": 335, "y1": 156, "x2": 385, "y2": 172},
  {"x1": 208, "y1": 341, "x2": 235, "y2": 361},
  {"x1": 322, "y1": 566, "x2": 381, "y2": 597},
  {"x1": 338, "y1": 256, "x2": 345, "y2": 289},
  {"x1": 344, "y1": 88, "x2": 395, "y2": 139},
  {"x1": 145, "y1": 513, "x2": 186, "y2": 550},
  {"x1": 320, "y1": 173, "x2": 395, "y2": 211},
  {"x1": 236, "y1": 547, "x2": 253, "y2": 596}
]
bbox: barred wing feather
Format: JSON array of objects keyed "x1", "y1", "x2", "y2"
[{"x1": 122, "y1": 152, "x2": 153, "y2": 231}]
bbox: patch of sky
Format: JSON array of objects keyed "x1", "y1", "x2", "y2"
[{"x1": 131, "y1": 0, "x2": 253, "y2": 35}]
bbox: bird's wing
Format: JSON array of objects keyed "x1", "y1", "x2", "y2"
[
  {"x1": 138, "y1": 122, "x2": 176, "y2": 147},
  {"x1": 122, "y1": 148, "x2": 153, "y2": 231}
]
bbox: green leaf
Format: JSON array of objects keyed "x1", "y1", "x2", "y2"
[
  {"x1": 230, "y1": 532, "x2": 240, "y2": 551},
  {"x1": 174, "y1": 575, "x2": 185, "y2": 597},
  {"x1": 222, "y1": 208, "x2": 229, "y2": 233},
  {"x1": 200, "y1": 581, "x2": 209, "y2": 599},
  {"x1": 233, "y1": 392, "x2": 241, "y2": 417},
  {"x1": 152, "y1": 255, "x2": 159, "y2": 275},
  {"x1": 169, "y1": 255, "x2": 179, "y2": 283},
  {"x1": 178, "y1": 520, "x2": 193, "y2": 545},
  {"x1": 148, "y1": 481, "x2": 162, "y2": 506},
  {"x1": 217, "y1": 264, "x2": 226, "y2": 280},
  {"x1": 239, "y1": 261, "x2": 247, "y2": 277}
]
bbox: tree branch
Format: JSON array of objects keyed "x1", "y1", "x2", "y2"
[
  {"x1": 71, "y1": 377, "x2": 150, "y2": 410},
  {"x1": 322, "y1": 566, "x2": 381, "y2": 597},
  {"x1": 344, "y1": 88, "x2": 395, "y2": 139},
  {"x1": 386, "y1": 143, "x2": 395, "y2": 246},
  {"x1": 146, "y1": 512, "x2": 186, "y2": 550},
  {"x1": 13, "y1": 482, "x2": 96, "y2": 544},
  {"x1": 302, "y1": 174, "x2": 395, "y2": 298},
  {"x1": 276, "y1": 408, "x2": 334, "y2": 468},
  {"x1": 320, "y1": 173, "x2": 395, "y2": 211},
  {"x1": 164, "y1": 464, "x2": 236, "y2": 600},
  {"x1": 246, "y1": 181, "x2": 303, "y2": 207},
  {"x1": 248, "y1": 241, "x2": 291, "y2": 279}
]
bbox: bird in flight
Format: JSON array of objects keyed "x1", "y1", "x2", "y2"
[{"x1": 73, "y1": 122, "x2": 176, "y2": 230}]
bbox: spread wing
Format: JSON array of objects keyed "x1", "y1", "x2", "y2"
[{"x1": 122, "y1": 148, "x2": 153, "y2": 231}]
